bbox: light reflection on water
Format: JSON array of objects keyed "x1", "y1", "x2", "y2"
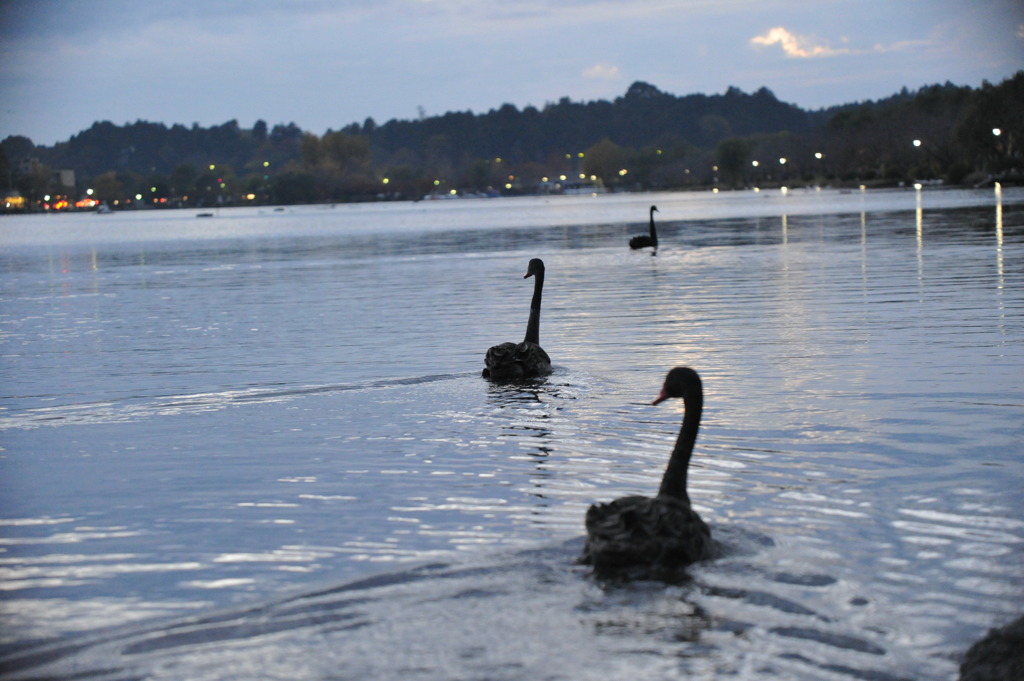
[{"x1": 1, "y1": 188, "x2": 1022, "y2": 679}]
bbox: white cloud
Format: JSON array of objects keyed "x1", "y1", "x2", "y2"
[
  {"x1": 750, "y1": 27, "x2": 851, "y2": 58},
  {"x1": 749, "y1": 26, "x2": 930, "y2": 60},
  {"x1": 582, "y1": 63, "x2": 621, "y2": 80}
]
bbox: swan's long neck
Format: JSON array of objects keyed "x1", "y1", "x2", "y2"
[
  {"x1": 649, "y1": 208, "x2": 658, "y2": 241},
  {"x1": 523, "y1": 269, "x2": 544, "y2": 345},
  {"x1": 657, "y1": 388, "x2": 702, "y2": 501}
]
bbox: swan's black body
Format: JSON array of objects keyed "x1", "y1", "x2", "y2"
[
  {"x1": 629, "y1": 205, "x2": 659, "y2": 252},
  {"x1": 581, "y1": 367, "x2": 712, "y2": 576},
  {"x1": 483, "y1": 259, "x2": 552, "y2": 381}
]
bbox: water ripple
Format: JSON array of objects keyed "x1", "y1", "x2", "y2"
[{"x1": 2, "y1": 190, "x2": 1022, "y2": 679}]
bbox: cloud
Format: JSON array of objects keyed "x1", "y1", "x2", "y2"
[
  {"x1": 582, "y1": 62, "x2": 621, "y2": 80},
  {"x1": 750, "y1": 27, "x2": 852, "y2": 58}
]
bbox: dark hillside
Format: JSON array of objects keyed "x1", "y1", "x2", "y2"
[{"x1": 2, "y1": 72, "x2": 1020, "y2": 209}]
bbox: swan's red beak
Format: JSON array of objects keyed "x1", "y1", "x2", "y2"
[{"x1": 652, "y1": 387, "x2": 669, "y2": 405}]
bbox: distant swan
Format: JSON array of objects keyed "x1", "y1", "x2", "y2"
[
  {"x1": 482, "y1": 258, "x2": 552, "y2": 381},
  {"x1": 629, "y1": 205, "x2": 659, "y2": 252},
  {"x1": 581, "y1": 367, "x2": 713, "y2": 575}
]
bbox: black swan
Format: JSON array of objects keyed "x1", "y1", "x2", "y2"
[
  {"x1": 629, "y1": 205, "x2": 659, "y2": 252},
  {"x1": 959, "y1": 615, "x2": 1024, "y2": 681},
  {"x1": 482, "y1": 258, "x2": 552, "y2": 381},
  {"x1": 581, "y1": 367, "x2": 713, "y2": 575}
]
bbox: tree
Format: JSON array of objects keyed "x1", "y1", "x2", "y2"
[
  {"x1": 462, "y1": 159, "x2": 496, "y2": 191},
  {"x1": 169, "y1": 164, "x2": 198, "y2": 198},
  {"x1": 253, "y1": 119, "x2": 268, "y2": 142},
  {"x1": 954, "y1": 72, "x2": 1024, "y2": 174},
  {"x1": 583, "y1": 138, "x2": 631, "y2": 185},
  {"x1": 698, "y1": 115, "x2": 732, "y2": 146},
  {"x1": 143, "y1": 173, "x2": 172, "y2": 204},
  {"x1": 15, "y1": 161, "x2": 55, "y2": 207},
  {"x1": 271, "y1": 123, "x2": 302, "y2": 143},
  {"x1": 0, "y1": 146, "x2": 10, "y2": 190},
  {"x1": 4, "y1": 71, "x2": 1022, "y2": 202},
  {"x1": 321, "y1": 131, "x2": 370, "y2": 169},
  {"x1": 300, "y1": 133, "x2": 324, "y2": 166},
  {"x1": 192, "y1": 168, "x2": 223, "y2": 205},
  {"x1": 270, "y1": 169, "x2": 319, "y2": 204},
  {"x1": 1, "y1": 135, "x2": 35, "y2": 165},
  {"x1": 716, "y1": 138, "x2": 752, "y2": 187},
  {"x1": 623, "y1": 81, "x2": 667, "y2": 101},
  {"x1": 92, "y1": 171, "x2": 125, "y2": 204}
]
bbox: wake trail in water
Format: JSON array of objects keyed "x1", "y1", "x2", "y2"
[
  {"x1": 0, "y1": 532, "x2": 926, "y2": 681},
  {"x1": 0, "y1": 373, "x2": 469, "y2": 430}
]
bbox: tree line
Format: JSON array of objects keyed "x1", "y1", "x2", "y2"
[{"x1": 2, "y1": 72, "x2": 1020, "y2": 211}]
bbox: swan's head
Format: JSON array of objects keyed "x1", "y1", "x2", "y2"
[
  {"x1": 653, "y1": 367, "x2": 702, "y2": 405},
  {"x1": 650, "y1": 205, "x2": 659, "y2": 213},
  {"x1": 524, "y1": 258, "x2": 545, "y2": 279}
]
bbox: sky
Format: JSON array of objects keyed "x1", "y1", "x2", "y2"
[{"x1": 1, "y1": 0, "x2": 1022, "y2": 146}]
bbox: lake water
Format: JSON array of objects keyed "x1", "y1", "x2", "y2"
[{"x1": 1, "y1": 187, "x2": 1022, "y2": 680}]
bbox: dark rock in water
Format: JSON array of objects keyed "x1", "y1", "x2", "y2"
[{"x1": 959, "y1": 615, "x2": 1024, "y2": 681}]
